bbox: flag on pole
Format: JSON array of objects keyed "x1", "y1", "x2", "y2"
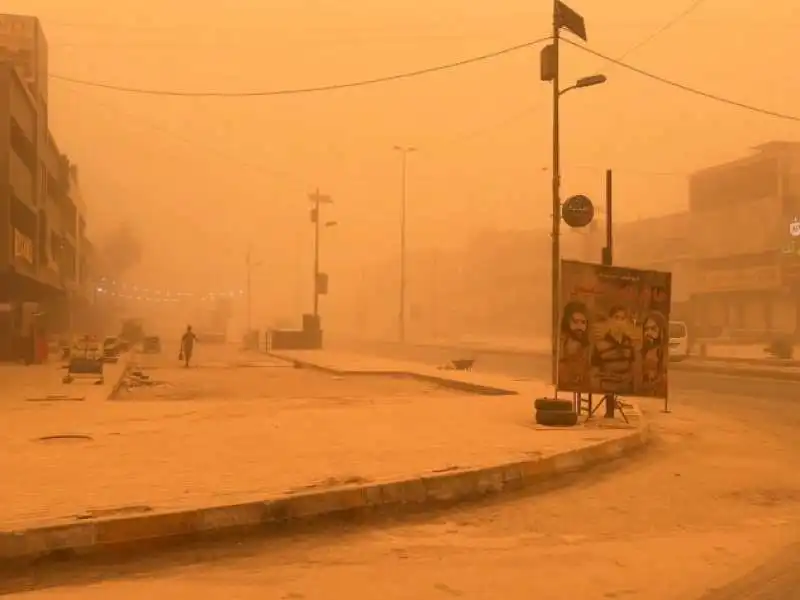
[{"x1": 555, "y1": 1, "x2": 587, "y2": 41}]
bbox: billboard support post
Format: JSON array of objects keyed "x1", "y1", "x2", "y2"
[{"x1": 602, "y1": 169, "x2": 615, "y2": 418}]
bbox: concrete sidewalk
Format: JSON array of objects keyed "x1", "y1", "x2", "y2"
[
  {"x1": 0, "y1": 350, "x2": 647, "y2": 566},
  {"x1": 0, "y1": 353, "x2": 131, "y2": 403}
]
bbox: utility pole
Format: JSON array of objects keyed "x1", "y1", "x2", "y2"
[
  {"x1": 308, "y1": 189, "x2": 333, "y2": 320},
  {"x1": 550, "y1": 0, "x2": 563, "y2": 386},
  {"x1": 312, "y1": 191, "x2": 322, "y2": 318},
  {"x1": 394, "y1": 145, "x2": 416, "y2": 343}
]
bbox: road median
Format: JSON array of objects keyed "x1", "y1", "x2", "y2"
[
  {"x1": 364, "y1": 339, "x2": 800, "y2": 382},
  {"x1": 267, "y1": 349, "x2": 521, "y2": 395},
  {"x1": 0, "y1": 422, "x2": 649, "y2": 568}
]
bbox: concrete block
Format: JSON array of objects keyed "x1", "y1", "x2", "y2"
[
  {"x1": 196, "y1": 503, "x2": 266, "y2": 532},
  {"x1": 95, "y1": 509, "x2": 198, "y2": 546},
  {"x1": 375, "y1": 479, "x2": 428, "y2": 506},
  {"x1": 421, "y1": 468, "x2": 485, "y2": 502},
  {"x1": 279, "y1": 487, "x2": 368, "y2": 520},
  {"x1": 0, "y1": 522, "x2": 97, "y2": 560}
]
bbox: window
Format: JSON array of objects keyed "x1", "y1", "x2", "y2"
[
  {"x1": 47, "y1": 172, "x2": 58, "y2": 199},
  {"x1": 9, "y1": 117, "x2": 34, "y2": 175},
  {"x1": 669, "y1": 322, "x2": 687, "y2": 339},
  {"x1": 38, "y1": 210, "x2": 47, "y2": 263},
  {"x1": 50, "y1": 231, "x2": 60, "y2": 261}
]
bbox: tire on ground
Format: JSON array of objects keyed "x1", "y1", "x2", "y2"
[
  {"x1": 535, "y1": 409, "x2": 579, "y2": 427},
  {"x1": 534, "y1": 397, "x2": 574, "y2": 412}
]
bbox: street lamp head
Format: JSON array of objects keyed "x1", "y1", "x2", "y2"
[
  {"x1": 575, "y1": 74, "x2": 607, "y2": 88},
  {"x1": 394, "y1": 145, "x2": 417, "y2": 153},
  {"x1": 325, "y1": 221, "x2": 338, "y2": 227}
]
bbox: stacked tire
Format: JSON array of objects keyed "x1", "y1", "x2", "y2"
[{"x1": 534, "y1": 397, "x2": 579, "y2": 427}]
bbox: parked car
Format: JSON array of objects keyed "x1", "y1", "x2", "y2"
[
  {"x1": 120, "y1": 318, "x2": 145, "y2": 346},
  {"x1": 142, "y1": 336, "x2": 162, "y2": 354},
  {"x1": 668, "y1": 321, "x2": 689, "y2": 361},
  {"x1": 102, "y1": 336, "x2": 122, "y2": 363}
]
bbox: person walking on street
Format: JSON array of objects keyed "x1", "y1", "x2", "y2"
[{"x1": 180, "y1": 325, "x2": 197, "y2": 367}]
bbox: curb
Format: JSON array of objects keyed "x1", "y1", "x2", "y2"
[
  {"x1": 0, "y1": 424, "x2": 649, "y2": 567},
  {"x1": 362, "y1": 340, "x2": 800, "y2": 382},
  {"x1": 267, "y1": 352, "x2": 518, "y2": 396},
  {"x1": 674, "y1": 362, "x2": 800, "y2": 381},
  {"x1": 106, "y1": 352, "x2": 135, "y2": 400}
]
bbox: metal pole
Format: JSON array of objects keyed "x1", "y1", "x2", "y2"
[
  {"x1": 246, "y1": 245, "x2": 252, "y2": 332},
  {"x1": 399, "y1": 151, "x2": 407, "y2": 343},
  {"x1": 550, "y1": 0, "x2": 562, "y2": 387},
  {"x1": 603, "y1": 168, "x2": 616, "y2": 419},
  {"x1": 604, "y1": 169, "x2": 613, "y2": 266},
  {"x1": 313, "y1": 189, "x2": 321, "y2": 318}
]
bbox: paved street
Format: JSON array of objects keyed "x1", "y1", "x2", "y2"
[
  {"x1": 10, "y1": 387, "x2": 800, "y2": 599},
  {"x1": 338, "y1": 339, "x2": 800, "y2": 403}
]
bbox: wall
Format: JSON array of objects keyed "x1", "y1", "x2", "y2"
[
  {"x1": 0, "y1": 64, "x2": 38, "y2": 275},
  {"x1": 0, "y1": 68, "x2": 8, "y2": 271}
]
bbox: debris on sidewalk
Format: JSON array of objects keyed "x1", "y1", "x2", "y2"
[
  {"x1": 119, "y1": 369, "x2": 166, "y2": 390},
  {"x1": 74, "y1": 505, "x2": 153, "y2": 521},
  {"x1": 36, "y1": 434, "x2": 93, "y2": 444},
  {"x1": 438, "y1": 358, "x2": 475, "y2": 371},
  {"x1": 25, "y1": 393, "x2": 86, "y2": 402},
  {"x1": 286, "y1": 475, "x2": 372, "y2": 494}
]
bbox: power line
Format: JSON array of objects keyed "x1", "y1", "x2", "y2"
[
  {"x1": 616, "y1": 0, "x2": 710, "y2": 60},
  {"x1": 562, "y1": 37, "x2": 800, "y2": 122},
  {"x1": 50, "y1": 37, "x2": 551, "y2": 97},
  {"x1": 430, "y1": 2, "x2": 711, "y2": 149}
]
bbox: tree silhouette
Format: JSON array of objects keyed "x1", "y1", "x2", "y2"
[{"x1": 97, "y1": 221, "x2": 142, "y2": 278}]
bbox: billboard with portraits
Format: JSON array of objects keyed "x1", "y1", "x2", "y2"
[{"x1": 558, "y1": 260, "x2": 672, "y2": 398}]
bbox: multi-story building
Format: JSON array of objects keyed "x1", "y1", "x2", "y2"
[
  {"x1": 339, "y1": 211, "x2": 694, "y2": 343},
  {"x1": 689, "y1": 141, "x2": 800, "y2": 339},
  {"x1": 613, "y1": 212, "x2": 694, "y2": 318},
  {"x1": 0, "y1": 14, "x2": 93, "y2": 359}
]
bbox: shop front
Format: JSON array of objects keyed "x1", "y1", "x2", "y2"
[
  {"x1": 0, "y1": 269, "x2": 49, "y2": 361},
  {"x1": 690, "y1": 258, "x2": 795, "y2": 340}
]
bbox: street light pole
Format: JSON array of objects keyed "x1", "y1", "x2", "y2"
[
  {"x1": 394, "y1": 145, "x2": 416, "y2": 343},
  {"x1": 314, "y1": 196, "x2": 321, "y2": 318},
  {"x1": 546, "y1": 1, "x2": 604, "y2": 389},
  {"x1": 246, "y1": 244, "x2": 252, "y2": 332},
  {"x1": 308, "y1": 189, "x2": 334, "y2": 320}
]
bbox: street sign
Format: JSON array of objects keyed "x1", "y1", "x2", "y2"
[
  {"x1": 790, "y1": 218, "x2": 800, "y2": 237},
  {"x1": 562, "y1": 194, "x2": 595, "y2": 228}
]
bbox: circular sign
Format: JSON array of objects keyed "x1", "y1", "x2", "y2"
[{"x1": 562, "y1": 194, "x2": 595, "y2": 228}]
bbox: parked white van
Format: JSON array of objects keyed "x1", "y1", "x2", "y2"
[{"x1": 669, "y1": 320, "x2": 689, "y2": 361}]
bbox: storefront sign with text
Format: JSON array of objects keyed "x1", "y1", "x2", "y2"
[{"x1": 13, "y1": 228, "x2": 34, "y2": 264}]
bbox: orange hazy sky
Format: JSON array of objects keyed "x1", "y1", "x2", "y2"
[{"x1": 5, "y1": 0, "x2": 798, "y2": 307}]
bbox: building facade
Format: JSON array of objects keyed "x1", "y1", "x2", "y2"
[
  {"x1": 339, "y1": 212, "x2": 694, "y2": 343},
  {"x1": 688, "y1": 141, "x2": 800, "y2": 339},
  {"x1": 0, "y1": 15, "x2": 93, "y2": 359}
]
